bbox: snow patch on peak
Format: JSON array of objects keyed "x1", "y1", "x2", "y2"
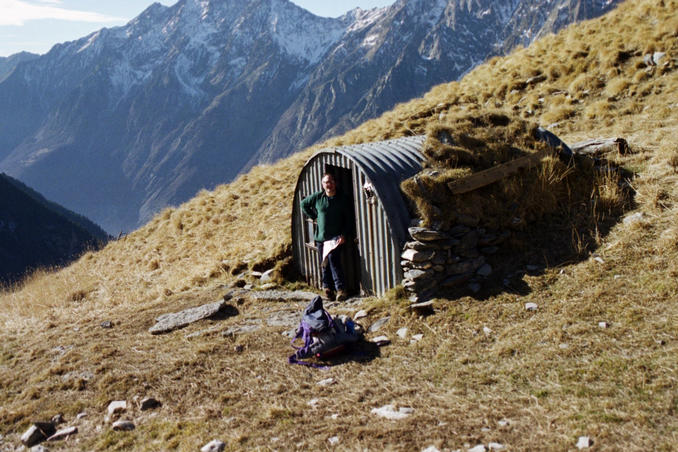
[
  {"x1": 268, "y1": 1, "x2": 344, "y2": 64},
  {"x1": 78, "y1": 30, "x2": 102, "y2": 53},
  {"x1": 344, "y1": 7, "x2": 389, "y2": 33}
]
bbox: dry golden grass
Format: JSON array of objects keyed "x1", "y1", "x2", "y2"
[{"x1": 1, "y1": 0, "x2": 678, "y2": 450}]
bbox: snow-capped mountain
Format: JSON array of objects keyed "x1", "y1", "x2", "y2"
[{"x1": 0, "y1": 0, "x2": 621, "y2": 233}]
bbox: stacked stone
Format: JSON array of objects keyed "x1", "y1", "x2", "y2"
[{"x1": 401, "y1": 226, "x2": 507, "y2": 302}]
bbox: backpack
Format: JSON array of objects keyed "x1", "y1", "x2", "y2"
[{"x1": 288, "y1": 296, "x2": 363, "y2": 367}]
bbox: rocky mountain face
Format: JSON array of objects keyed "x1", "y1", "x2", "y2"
[
  {"x1": 0, "y1": 52, "x2": 39, "y2": 82},
  {"x1": 0, "y1": 0, "x2": 621, "y2": 233},
  {"x1": 0, "y1": 173, "x2": 108, "y2": 284}
]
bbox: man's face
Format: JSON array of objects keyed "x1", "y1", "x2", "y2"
[{"x1": 322, "y1": 175, "x2": 336, "y2": 196}]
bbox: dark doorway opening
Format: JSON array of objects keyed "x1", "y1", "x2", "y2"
[{"x1": 325, "y1": 164, "x2": 360, "y2": 296}]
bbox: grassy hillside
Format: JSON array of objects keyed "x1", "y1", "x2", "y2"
[{"x1": 1, "y1": 0, "x2": 677, "y2": 450}]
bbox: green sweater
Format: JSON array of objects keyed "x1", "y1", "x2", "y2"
[{"x1": 300, "y1": 190, "x2": 352, "y2": 242}]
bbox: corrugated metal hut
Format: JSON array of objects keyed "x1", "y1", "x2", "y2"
[{"x1": 292, "y1": 136, "x2": 426, "y2": 296}]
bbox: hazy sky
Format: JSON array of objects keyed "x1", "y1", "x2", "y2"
[{"x1": 0, "y1": 0, "x2": 396, "y2": 57}]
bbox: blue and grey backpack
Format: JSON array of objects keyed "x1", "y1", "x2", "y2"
[{"x1": 288, "y1": 296, "x2": 363, "y2": 367}]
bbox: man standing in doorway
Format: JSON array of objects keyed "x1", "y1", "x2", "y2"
[{"x1": 301, "y1": 172, "x2": 353, "y2": 301}]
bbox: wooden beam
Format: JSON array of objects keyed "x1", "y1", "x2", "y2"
[
  {"x1": 571, "y1": 137, "x2": 629, "y2": 156},
  {"x1": 446, "y1": 150, "x2": 551, "y2": 195}
]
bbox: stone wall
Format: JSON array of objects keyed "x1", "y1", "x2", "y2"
[{"x1": 401, "y1": 226, "x2": 508, "y2": 302}]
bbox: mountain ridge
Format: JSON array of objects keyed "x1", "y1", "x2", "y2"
[{"x1": 0, "y1": 0, "x2": 621, "y2": 233}]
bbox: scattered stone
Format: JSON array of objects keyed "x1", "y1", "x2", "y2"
[
  {"x1": 469, "y1": 445, "x2": 487, "y2": 452},
  {"x1": 598, "y1": 321, "x2": 609, "y2": 328},
  {"x1": 111, "y1": 420, "x2": 135, "y2": 431},
  {"x1": 368, "y1": 316, "x2": 390, "y2": 333},
  {"x1": 250, "y1": 271, "x2": 263, "y2": 278},
  {"x1": 559, "y1": 343, "x2": 569, "y2": 349},
  {"x1": 653, "y1": 51, "x2": 666, "y2": 65},
  {"x1": 483, "y1": 327, "x2": 493, "y2": 335},
  {"x1": 260, "y1": 269, "x2": 275, "y2": 283},
  {"x1": 149, "y1": 300, "x2": 230, "y2": 334},
  {"x1": 307, "y1": 398, "x2": 320, "y2": 408},
  {"x1": 354, "y1": 310, "x2": 368, "y2": 320},
  {"x1": 623, "y1": 212, "x2": 646, "y2": 225},
  {"x1": 30, "y1": 446, "x2": 49, "y2": 452},
  {"x1": 328, "y1": 436, "x2": 340, "y2": 446},
  {"x1": 477, "y1": 264, "x2": 492, "y2": 278},
  {"x1": 76, "y1": 412, "x2": 87, "y2": 420},
  {"x1": 488, "y1": 443, "x2": 505, "y2": 451},
  {"x1": 410, "y1": 301, "x2": 434, "y2": 316},
  {"x1": 372, "y1": 336, "x2": 391, "y2": 346},
  {"x1": 259, "y1": 283, "x2": 277, "y2": 290},
  {"x1": 411, "y1": 334, "x2": 424, "y2": 342},
  {"x1": 317, "y1": 378, "x2": 335, "y2": 386},
  {"x1": 593, "y1": 256, "x2": 605, "y2": 264},
  {"x1": 21, "y1": 423, "x2": 56, "y2": 447},
  {"x1": 201, "y1": 439, "x2": 226, "y2": 452},
  {"x1": 497, "y1": 419, "x2": 509, "y2": 427},
  {"x1": 421, "y1": 446, "x2": 441, "y2": 452},
  {"x1": 397, "y1": 327, "x2": 409, "y2": 339},
  {"x1": 576, "y1": 436, "x2": 592, "y2": 449},
  {"x1": 46, "y1": 426, "x2": 77, "y2": 442},
  {"x1": 525, "y1": 302, "x2": 538, "y2": 311},
  {"x1": 140, "y1": 397, "x2": 162, "y2": 411},
  {"x1": 370, "y1": 405, "x2": 413, "y2": 420},
  {"x1": 50, "y1": 414, "x2": 64, "y2": 425},
  {"x1": 100, "y1": 321, "x2": 113, "y2": 329},
  {"x1": 107, "y1": 401, "x2": 127, "y2": 417}
]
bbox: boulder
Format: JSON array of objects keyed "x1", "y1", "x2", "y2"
[
  {"x1": 408, "y1": 227, "x2": 448, "y2": 241},
  {"x1": 149, "y1": 300, "x2": 229, "y2": 334},
  {"x1": 21, "y1": 423, "x2": 56, "y2": 448}
]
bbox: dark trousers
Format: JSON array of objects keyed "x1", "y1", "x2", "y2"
[{"x1": 317, "y1": 241, "x2": 345, "y2": 292}]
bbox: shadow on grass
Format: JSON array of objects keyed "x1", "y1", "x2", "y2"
[{"x1": 302, "y1": 339, "x2": 381, "y2": 368}]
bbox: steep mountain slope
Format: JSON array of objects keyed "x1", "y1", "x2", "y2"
[
  {"x1": 0, "y1": 173, "x2": 108, "y2": 284},
  {"x1": 0, "y1": 0, "x2": 676, "y2": 450},
  {"x1": 0, "y1": 52, "x2": 38, "y2": 82},
  {"x1": 0, "y1": 0, "x2": 620, "y2": 233}
]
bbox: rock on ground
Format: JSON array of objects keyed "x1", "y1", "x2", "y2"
[
  {"x1": 111, "y1": 420, "x2": 135, "y2": 431},
  {"x1": 201, "y1": 439, "x2": 226, "y2": 452},
  {"x1": 21, "y1": 422, "x2": 56, "y2": 447},
  {"x1": 149, "y1": 300, "x2": 229, "y2": 334},
  {"x1": 370, "y1": 405, "x2": 413, "y2": 420}
]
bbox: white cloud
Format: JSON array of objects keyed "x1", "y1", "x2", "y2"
[{"x1": 0, "y1": 0, "x2": 124, "y2": 26}]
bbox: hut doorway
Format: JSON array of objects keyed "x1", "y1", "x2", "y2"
[
  {"x1": 291, "y1": 135, "x2": 426, "y2": 297},
  {"x1": 325, "y1": 164, "x2": 361, "y2": 296}
]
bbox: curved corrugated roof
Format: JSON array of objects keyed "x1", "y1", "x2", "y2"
[{"x1": 312, "y1": 135, "x2": 426, "y2": 248}]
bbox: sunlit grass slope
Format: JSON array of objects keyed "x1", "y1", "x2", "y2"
[{"x1": 1, "y1": 0, "x2": 677, "y2": 450}]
